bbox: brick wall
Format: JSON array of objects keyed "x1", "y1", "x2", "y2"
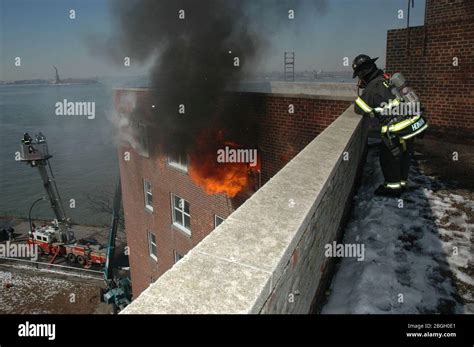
[
  {"x1": 118, "y1": 147, "x2": 234, "y2": 295},
  {"x1": 259, "y1": 95, "x2": 350, "y2": 182},
  {"x1": 385, "y1": 0, "x2": 474, "y2": 139},
  {"x1": 116, "y1": 89, "x2": 350, "y2": 297},
  {"x1": 426, "y1": 0, "x2": 474, "y2": 24}
]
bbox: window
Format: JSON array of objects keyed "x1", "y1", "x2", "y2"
[
  {"x1": 168, "y1": 153, "x2": 188, "y2": 172},
  {"x1": 174, "y1": 251, "x2": 184, "y2": 264},
  {"x1": 144, "y1": 179, "x2": 153, "y2": 212},
  {"x1": 215, "y1": 215, "x2": 225, "y2": 229},
  {"x1": 171, "y1": 194, "x2": 191, "y2": 234},
  {"x1": 148, "y1": 231, "x2": 157, "y2": 261},
  {"x1": 137, "y1": 121, "x2": 149, "y2": 157}
]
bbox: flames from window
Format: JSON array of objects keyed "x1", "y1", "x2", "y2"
[{"x1": 188, "y1": 129, "x2": 260, "y2": 198}]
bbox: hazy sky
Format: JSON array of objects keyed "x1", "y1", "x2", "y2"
[{"x1": 0, "y1": 0, "x2": 426, "y2": 81}]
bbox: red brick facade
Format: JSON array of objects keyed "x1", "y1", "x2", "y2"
[
  {"x1": 425, "y1": 0, "x2": 474, "y2": 24},
  {"x1": 115, "y1": 89, "x2": 350, "y2": 296},
  {"x1": 259, "y1": 96, "x2": 350, "y2": 182},
  {"x1": 386, "y1": 0, "x2": 474, "y2": 139}
]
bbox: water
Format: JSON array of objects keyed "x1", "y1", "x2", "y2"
[{"x1": 0, "y1": 83, "x2": 119, "y2": 226}]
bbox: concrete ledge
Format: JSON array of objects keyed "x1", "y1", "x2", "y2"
[
  {"x1": 121, "y1": 105, "x2": 367, "y2": 314},
  {"x1": 115, "y1": 82, "x2": 357, "y2": 101},
  {"x1": 231, "y1": 81, "x2": 357, "y2": 101}
]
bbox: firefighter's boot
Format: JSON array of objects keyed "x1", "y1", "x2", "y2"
[{"x1": 374, "y1": 183, "x2": 404, "y2": 197}]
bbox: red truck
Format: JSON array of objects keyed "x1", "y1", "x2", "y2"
[{"x1": 28, "y1": 225, "x2": 107, "y2": 268}]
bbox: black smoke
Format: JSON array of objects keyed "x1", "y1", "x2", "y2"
[{"x1": 109, "y1": 0, "x2": 327, "y2": 156}]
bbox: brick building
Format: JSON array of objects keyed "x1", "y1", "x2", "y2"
[
  {"x1": 386, "y1": 0, "x2": 474, "y2": 139},
  {"x1": 115, "y1": 85, "x2": 353, "y2": 296}
]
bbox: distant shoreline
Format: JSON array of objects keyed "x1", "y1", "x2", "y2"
[{"x1": 0, "y1": 80, "x2": 100, "y2": 86}]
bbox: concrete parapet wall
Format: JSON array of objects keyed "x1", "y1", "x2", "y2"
[
  {"x1": 232, "y1": 81, "x2": 357, "y2": 101},
  {"x1": 121, "y1": 106, "x2": 367, "y2": 314}
]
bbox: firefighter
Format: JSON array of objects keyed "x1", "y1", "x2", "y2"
[
  {"x1": 22, "y1": 133, "x2": 32, "y2": 145},
  {"x1": 7, "y1": 227, "x2": 15, "y2": 241},
  {"x1": 0, "y1": 228, "x2": 7, "y2": 241},
  {"x1": 36, "y1": 132, "x2": 46, "y2": 143},
  {"x1": 352, "y1": 54, "x2": 427, "y2": 197}
]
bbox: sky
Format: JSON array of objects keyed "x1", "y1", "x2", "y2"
[{"x1": 0, "y1": 0, "x2": 426, "y2": 81}]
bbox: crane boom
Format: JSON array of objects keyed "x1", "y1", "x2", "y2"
[
  {"x1": 104, "y1": 178, "x2": 122, "y2": 281},
  {"x1": 36, "y1": 162, "x2": 66, "y2": 222},
  {"x1": 19, "y1": 132, "x2": 72, "y2": 243}
]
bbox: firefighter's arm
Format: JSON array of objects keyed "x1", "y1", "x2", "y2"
[{"x1": 354, "y1": 95, "x2": 375, "y2": 118}]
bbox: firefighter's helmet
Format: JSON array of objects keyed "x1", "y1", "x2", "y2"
[{"x1": 352, "y1": 54, "x2": 379, "y2": 78}]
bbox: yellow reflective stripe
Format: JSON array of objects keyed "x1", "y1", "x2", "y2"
[
  {"x1": 401, "y1": 123, "x2": 428, "y2": 140},
  {"x1": 386, "y1": 182, "x2": 402, "y2": 189},
  {"x1": 355, "y1": 97, "x2": 373, "y2": 113},
  {"x1": 391, "y1": 115, "x2": 421, "y2": 131},
  {"x1": 381, "y1": 115, "x2": 421, "y2": 133},
  {"x1": 400, "y1": 181, "x2": 407, "y2": 186}
]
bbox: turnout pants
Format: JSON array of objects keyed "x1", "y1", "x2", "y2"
[{"x1": 380, "y1": 136, "x2": 413, "y2": 188}]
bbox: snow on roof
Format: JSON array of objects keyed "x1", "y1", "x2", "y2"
[{"x1": 322, "y1": 142, "x2": 473, "y2": 314}]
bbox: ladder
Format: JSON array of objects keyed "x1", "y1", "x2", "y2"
[{"x1": 284, "y1": 52, "x2": 295, "y2": 82}]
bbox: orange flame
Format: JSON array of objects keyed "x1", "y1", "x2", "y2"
[{"x1": 188, "y1": 129, "x2": 259, "y2": 198}]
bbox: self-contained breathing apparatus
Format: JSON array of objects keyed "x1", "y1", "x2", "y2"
[{"x1": 366, "y1": 72, "x2": 428, "y2": 156}]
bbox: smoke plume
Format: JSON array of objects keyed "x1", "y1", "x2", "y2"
[
  {"x1": 111, "y1": 0, "x2": 326, "y2": 152},
  {"x1": 109, "y1": 0, "x2": 326, "y2": 196}
]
